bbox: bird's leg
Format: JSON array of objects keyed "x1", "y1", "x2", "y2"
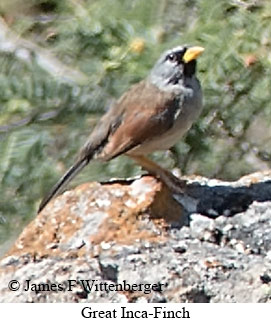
[{"x1": 129, "y1": 155, "x2": 186, "y2": 193}]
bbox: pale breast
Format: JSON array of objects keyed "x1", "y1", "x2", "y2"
[{"x1": 128, "y1": 78, "x2": 202, "y2": 155}]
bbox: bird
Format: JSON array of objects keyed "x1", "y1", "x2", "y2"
[{"x1": 38, "y1": 45, "x2": 204, "y2": 213}]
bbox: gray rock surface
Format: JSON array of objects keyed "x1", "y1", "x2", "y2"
[{"x1": 0, "y1": 174, "x2": 271, "y2": 302}]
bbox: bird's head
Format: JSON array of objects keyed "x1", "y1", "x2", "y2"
[{"x1": 149, "y1": 45, "x2": 204, "y2": 91}]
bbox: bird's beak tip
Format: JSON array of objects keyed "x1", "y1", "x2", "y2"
[{"x1": 183, "y1": 46, "x2": 205, "y2": 63}]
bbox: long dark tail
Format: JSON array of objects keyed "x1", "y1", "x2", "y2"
[{"x1": 38, "y1": 157, "x2": 89, "y2": 213}]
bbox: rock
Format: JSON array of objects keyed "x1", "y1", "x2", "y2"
[
  {"x1": 0, "y1": 172, "x2": 271, "y2": 302},
  {"x1": 99, "y1": 255, "x2": 119, "y2": 282}
]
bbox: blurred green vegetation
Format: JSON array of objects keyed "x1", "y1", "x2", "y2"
[{"x1": 1, "y1": 0, "x2": 271, "y2": 253}]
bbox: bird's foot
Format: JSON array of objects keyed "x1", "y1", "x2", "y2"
[{"x1": 130, "y1": 155, "x2": 187, "y2": 194}]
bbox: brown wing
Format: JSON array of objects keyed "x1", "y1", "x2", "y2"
[
  {"x1": 79, "y1": 80, "x2": 178, "y2": 161},
  {"x1": 39, "y1": 80, "x2": 178, "y2": 213}
]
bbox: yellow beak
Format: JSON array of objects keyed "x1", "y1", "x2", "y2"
[{"x1": 183, "y1": 46, "x2": 205, "y2": 63}]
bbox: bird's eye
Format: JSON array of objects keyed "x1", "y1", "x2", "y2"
[{"x1": 167, "y1": 53, "x2": 176, "y2": 62}]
